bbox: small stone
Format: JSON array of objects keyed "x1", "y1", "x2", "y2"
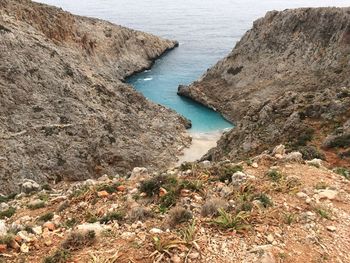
[
  {"x1": 0, "y1": 244, "x2": 7, "y2": 253},
  {"x1": 306, "y1": 159, "x2": 322, "y2": 168},
  {"x1": 130, "y1": 167, "x2": 148, "y2": 180},
  {"x1": 44, "y1": 240, "x2": 52, "y2": 246},
  {"x1": 272, "y1": 144, "x2": 285, "y2": 156},
  {"x1": 180, "y1": 189, "x2": 191, "y2": 197},
  {"x1": 285, "y1": 151, "x2": 303, "y2": 163},
  {"x1": 159, "y1": 187, "x2": 168, "y2": 197},
  {"x1": 97, "y1": 191, "x2": 109, "y2": 198},
  {"x1": 326, "y1": 226, "x2": 336, "y2": 232},
  {"x1": 266, "y1": 234, "x2": 274, "y2": 243},
  {"x1": 0, "y1": 203, "x2": 9, "y2": 212},
  {"x1": 0, "y1": 220, "x2": 7, "y2": 236},
  {"x1": 43, "y1": 222, "x2": 55, "y2": 231},
  {"x1": 252, "y1": 162, "x2": 259, "y2": 168},
  {"x1": 171, "y1": 254, "x2": 182, "y2": 263},
  {"x1": 200, "y1": 160, "x2": 211, "y2": 168},
  {"x1": 98, "y1": 174, "x2": 109, "y2": 182},
  {"x1": 77, "y1": 223, "x2": 106, "y2": 235},
  {"x1": 21, "y1": 179, "x2": 41, "y2": 194},
  {"x1": 296, "y1": 192, "x2": 308, "y2": 199},
  {"x1": 149, "y1": 228, "x2": 163, "y2": 234},
  {"x1": 116, "y1": 185, "x2": 126, "y2": 192},
  {"x1": 9, "y1": 239, "x2": 20, "y2": 250},
  {"x1": 20, "y1": 243, "x2": 29, "y2": 253},
  {"x1": 17, "y1": 231, "x2": 32, "y2": 242},
  {"x1": 231, "y1": 171, "x2": 248, "y2": 186},
  {"x1": 188, "y1": 252, "x2": 200, "y2": 259},
  {"x1": 32, "y1": 226, "x2": 43, "y2": 235},
  {"x1": 317, "y1": 189, "x2": 338, "y2": 200}
]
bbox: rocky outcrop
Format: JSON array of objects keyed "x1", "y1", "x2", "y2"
[
  {"x1": 178, "y1": 8, "x2": 350, "y2": 163},
  {"x1": 0, "y1": 0, "x2": 191, "y2": 194}
]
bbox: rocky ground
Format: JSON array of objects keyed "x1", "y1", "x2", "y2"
[
  {"x1": 0, "y1": 145, "x2": 349, "y2": 262},
  {"x1": 0, "y1": 0, "x2": 191, "y2": 194},
  {"x1": 178, "y1": 8, "x2": 350, "y2": 167}
]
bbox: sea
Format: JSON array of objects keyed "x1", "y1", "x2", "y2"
[{"x1": 37, "y1": 0, "x2": 349, "y2": 132}]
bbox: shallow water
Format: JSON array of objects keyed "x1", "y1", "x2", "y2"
[{"x1": 37, "y1": 0, "x2": 349, "y2": 132}]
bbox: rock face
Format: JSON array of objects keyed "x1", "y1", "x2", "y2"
[
  {"x1": 0, "y1": 0, "x2": 191, "y2": 194},
  {"x1": 178, "y1": 8, "x2": 350, "y2": 163}
]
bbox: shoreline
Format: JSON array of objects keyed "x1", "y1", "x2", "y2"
[{"x1": 176, "y1": 130, "x2": 227, "y2": 164}]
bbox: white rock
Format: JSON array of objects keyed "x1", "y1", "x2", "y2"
[
  {"x1": 317, "y1": 189, "x2": 338, "y2": 200},
  {"x1": 17, "y1": 231, "x2": 32, "y2": 242},
  {"x1": 149, "y1": 228, "x2": 163, "y2": 234},
  {"x1": 19, "y1": 216, "x2": 32, "y2": 224},
  {"x1": 252, "y1": 162, "x2": 259, "y2": 168},
  {"x1": 0, "y1": 220, "x2": 7, "y2": 236},
  {"x1": 20, "y1": 243, "x2": 29, "y2": 253},
  {"x1": 32, "y1": 226, "x2": 43, "y2": 235},
  {"x1": 272, "y1": 144, "x2": 285, "y2": 156},
  {"x1": 21, "y1": 179, "x2": 41, "y2": 194},
  {"x1": 83, "y1": 179, "x2": 97, "y2": 186},
  {"x1": 76, "y1": 223, "x2": 106, "y2": 235},
  {"x1": 130, "y1": 167, "x2": 148, "y2": 180},
  {"x1": 285, "y1": 152, "x2": 303, "y2": 162},
  {"x1": 231, "y1": 171, "x2": 247, "y2": 186},
  {"x1": 0, "y1": 203, "x2": 9, "y2": 212},
  {"x1": 171, "y1": 254, "x2": 182, "y2": 263},
  {"x1": 306, "y1": 159, "x2": 322, "y2": 168},
  {"x1": 98, "y1": 174, "x2": 110, "y2": 182},
  {"x1": 266, "y1": 234, "x2": 274, "y2": 243},
  {"x1": 188, "y1": 252, "x2": 200, "y2": 259},
  {"x1": 200, "y1": 160, "x2": 211, "y2": 168},
  {"x1": 296, "y1": 192, "x2": 308, "y2": 199}
]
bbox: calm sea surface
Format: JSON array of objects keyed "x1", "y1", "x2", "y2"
[{"x1": 37, "y1": 0, "x2": 349, "y2": 132}]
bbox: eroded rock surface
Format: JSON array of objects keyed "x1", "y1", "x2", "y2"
[
  {"x1": 0, "y1": 0, "x2": 191, "y2": 194},
  {"x1": 178, "y1": 8, "x2": 350, "y2": 164}
]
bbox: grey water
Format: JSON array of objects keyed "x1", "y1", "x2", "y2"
[{"x1": 38, "y1": 0, "x2": 350, "y2": 132}]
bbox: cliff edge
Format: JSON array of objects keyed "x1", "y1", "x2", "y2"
[
  {"x1": 0, "y1": 0, "x2": 190, "y2": 194},
  {"x1": 178, "y1": 8, "x2": 350, "y2": 166}
]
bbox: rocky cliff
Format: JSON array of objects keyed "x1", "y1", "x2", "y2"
[
  {"x1": 0, "y1": 0, "x2": 191, "y2": 194},
  {"x1": 178, "y1": 7, "x2": 350, "y2": 165}
]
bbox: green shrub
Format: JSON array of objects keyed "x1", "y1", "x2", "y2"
[
  {"x1": 218, "y1": 165, "x2": 243, "y2": 182},
  {"x1": 0, "y1": 207, "x2": 16, "y2": 219},
  {"x1": 139, "y1": 175, "x2": 168, "y2": 197},
  {"x1": 160, "y1": 191, "x2": 177, "y2": 208},
  {"x1": 212, "y1": 209, "x2": 249, "y2": 230},
  {"x1": 28, "y1": 201, "x2": 46, "y2": 210},
  {"x1": 298, "y1": 146, "x2": 325, "y2": 160},
  {"x1": 43, "y1": 249, "x2": 70, "y2": 263},
  {"x1": 334, "y1": 167, "x2": 350, "y2": 180},
  {"x1": 99, "y1": 211, "x2": 124, "y2": 224},
  {"x1": 327, "y1": 134, "x2": 350, "y2": 148},
  {"x1": 0, "y1": 193, "x2": 16, "y2": 204},
  {"x1": 295, "y1": 128, "x2": 315, "y2": 146},
  {"x1": 167, "y1": 207, "x2": 192, "y2": 227},
  {"x1": 96, "y1": 183, "x2": 120, "y2": 194},
  {"x1": 38, "y1": 212, "x2": 54, "y2": 222},
  {"x1": 0, "y1": 234, "x2": 14, "y2": 246},
  {"x1": 61, "y1": 230, "x2": 96, "y2": 251},
  {"x1": 267, "y1": 170, "x2": 283, "y2": 182},
  {"x1": 255, "y1": 193, "x2": 273, "y2": 208}
]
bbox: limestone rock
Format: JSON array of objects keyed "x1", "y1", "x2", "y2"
[
  {"x1": 181, "y1": 8, "x2": 350, "y2": 163},
  {"x1": 0, "y1": 220, "x2": 7, "y2": 236},
  {"x1": 0, "y1": 0, "x2": 190, "y2": 194},
  {"x1": 20, "y1": 179, "x2": 41, "y2": 194}
]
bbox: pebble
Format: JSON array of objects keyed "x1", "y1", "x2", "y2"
[
  {"x1": 149, "y1": 228, "x2": 163, "y2": 234},
  {"x1": 32, "y1": 226, "x2": 43, "y2": 235},
  {"x1": 171, "y1": 254, "x2": 182, "y2": 263},
  {"x1": 189, "y1": 252, "x2": 200, "y2": 259},
  {"x1": 296, "y1": 192, "x2": 308, "y2": 199},
  {"x1": 252, "y1": 162, "x2": 259, "y2": 168},
  {"x1": 326, "y1": 226, "x2": 336, "y2": 232},
  {"x1": 266, "y1": 234, "x2": 274, "y2": 243},
  {"x1": 20, "y1": 243, "x2": 29, "y2": 253},
  {"x1": 0, "y1": 244, "x2": 7, "y2": 253},
  {"x1": 97, "y1": 191, "x2": 109, "y2": 198}
]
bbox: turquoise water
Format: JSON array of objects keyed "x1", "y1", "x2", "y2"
[{"x1": 38, "y1": 0, "x2": 349, "y2": 132}]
